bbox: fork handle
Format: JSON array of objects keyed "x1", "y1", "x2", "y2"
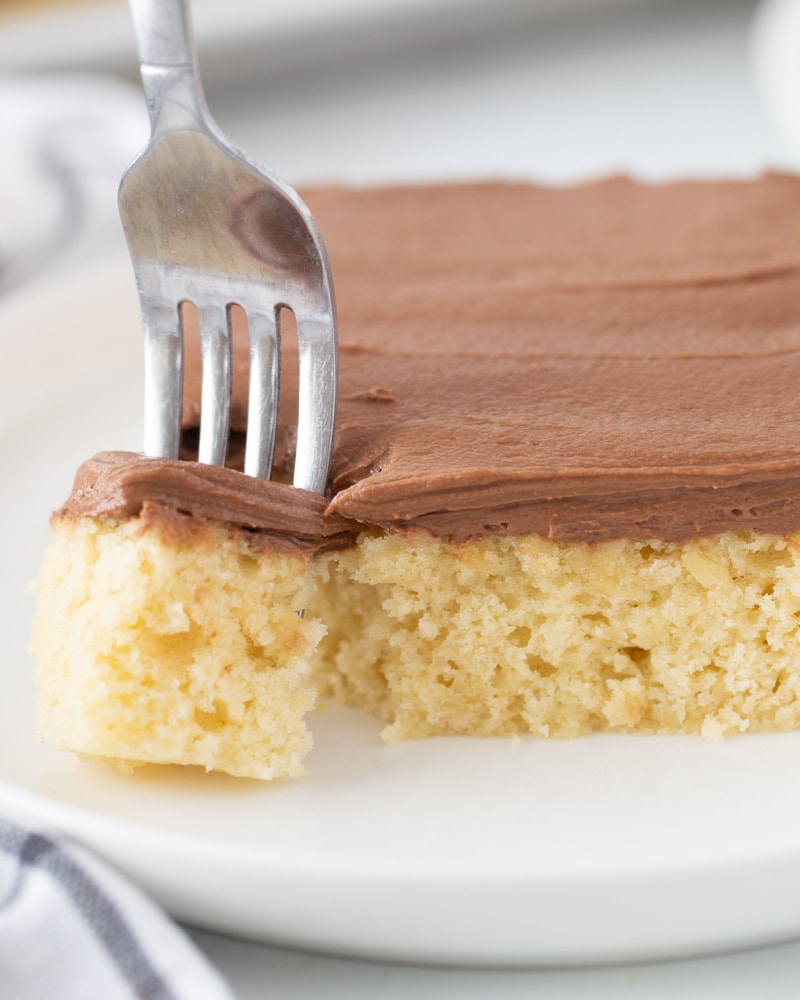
[
  {"x1": 128, "y1": 0, "x2": 209, "y2": 134},
  {"x1": 128, "y1": 0, "x2": 196, "y2": 68}
]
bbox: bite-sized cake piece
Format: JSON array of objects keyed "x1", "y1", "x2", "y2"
[
  {"x1": 33, "y1": 516, "x2": 315, "y2": 780},
  {"x1": 30, "y1": 173, "x2": 800, "y2": 778},
  {"x1": 31, "y1": 454, "x2": 354, "y2": 780}
]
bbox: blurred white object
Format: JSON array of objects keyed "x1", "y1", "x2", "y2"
[
  {"x1": 0, "y1": 75, "x2": 147, "y2": 298},
  {"x1": 0, "y1": 0, "x2": 631, "y2": 81},
  {"x1": 752, "y1": 0, "x2": 800, "y2": 162}
]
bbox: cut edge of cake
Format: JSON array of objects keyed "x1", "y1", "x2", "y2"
[{"x1": 30, "y1": 511, "x2": 323, "y2": 780}]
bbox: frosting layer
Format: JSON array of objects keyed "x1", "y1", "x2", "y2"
[
  {"x1": 68, "y1": 175, "x2": 800, "y2": 543},
  {"x1": 60, "y1": 451, "x2": 355, "y2": 553}
]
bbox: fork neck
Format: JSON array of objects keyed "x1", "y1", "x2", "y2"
[
  {"x1": 140, "y1": 65, "x2": 210, "y2": 136},
  {"x1": 128, "y1": 0, "x2": 208, "y2": 135}
]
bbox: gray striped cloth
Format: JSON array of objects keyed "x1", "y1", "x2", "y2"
[{"x1": 0, "y1": 815, "x2": 235, "y2": 999}]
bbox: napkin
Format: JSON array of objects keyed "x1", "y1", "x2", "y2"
[{"x1": 0, "y1": 814, "x2": 235, "y2": 1000}]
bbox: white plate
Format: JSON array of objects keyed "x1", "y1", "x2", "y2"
[{"x1": 3, "y1": 264, "x2": 800, "y2": 967}]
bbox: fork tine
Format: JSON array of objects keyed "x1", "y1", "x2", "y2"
[
  {"x1": 142, "y1": 303, "x2": 183, "y2": 459},
  {"x1": 197, "y1": 302, "x2": 232, "y2": 467},
  {"x1": 243, "y1": 306, "x2": 280, "y2": 480},
  {"x1": 293, "y1": 314, "x2": 337, "y2": 494},
  {"x1": 124, "y1": 0, "x2": 337, "y2": 493}
]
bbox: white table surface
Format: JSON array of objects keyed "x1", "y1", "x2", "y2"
[
  {"x1": 188, "y1": 927, "x2": 800, "y2": 999},
  {"x1": 6, "y1": 0, "x2": 800, "y2": 994}
]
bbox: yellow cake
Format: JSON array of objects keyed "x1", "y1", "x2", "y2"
[{"x1": 30, "y1": 175, "x2": 800, "y2": 778}]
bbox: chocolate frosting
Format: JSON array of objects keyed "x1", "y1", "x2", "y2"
[
  {"x1": 61, "y1": 174, "x2": 800, "y2": 544},
  {"x1": 61, "y1": 451, "x2": 356, "y2": 553}
]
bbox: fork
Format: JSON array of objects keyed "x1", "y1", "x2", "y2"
[{"x1": 119, "y1": 0, "x2": 337, "y2": 493}]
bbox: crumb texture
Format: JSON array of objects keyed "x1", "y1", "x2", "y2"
[
  {"x1": 31, "y1": 518, "x2": 800, "y2": 780},
  {"x1": 30, "y1": 517, "x2": 322, "y2": 779},
  {"x1": 310, "y1": 530, "x2": 800, "y2": 742}
]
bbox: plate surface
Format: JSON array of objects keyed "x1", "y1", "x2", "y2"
[{"x1": 3, "y1": 266, "x2": 800, "y2": 966}]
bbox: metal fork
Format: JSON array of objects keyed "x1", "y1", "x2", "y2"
[{"x1": 119, "y1": 0, "x2": 337, "y2": 492}]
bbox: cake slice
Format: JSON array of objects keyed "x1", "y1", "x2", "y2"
[{"x1": 30, "y1": 174, "x2": 800, "y2": 778}]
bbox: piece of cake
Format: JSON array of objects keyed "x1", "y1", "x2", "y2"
[{"x1": 30, "y1": 173, "x2": 800, "y2": 778}]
